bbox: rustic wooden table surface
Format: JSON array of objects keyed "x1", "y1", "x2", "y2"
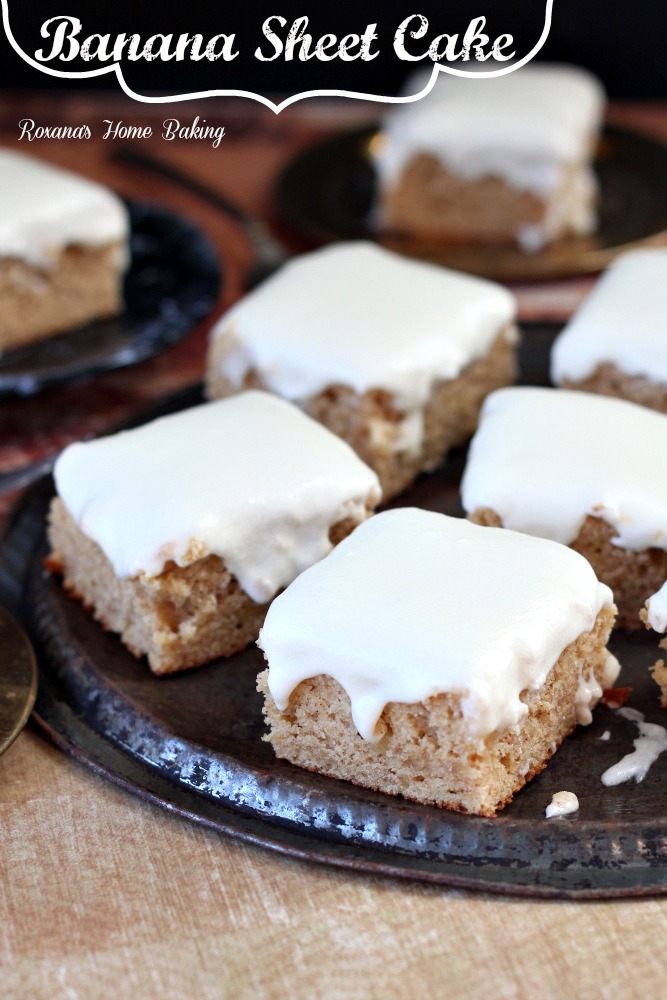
[{"x1": 2, "y1": 93, "x2": 667, "y2": 1000}]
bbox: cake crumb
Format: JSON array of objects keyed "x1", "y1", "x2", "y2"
[
  {"x1": 650, "y1": 659, "x2": 667, "y2": 709},
  {"x1": 546, "y1": 791, "x2": 579, "y2": 819},
  {"x1": 598, "y1": 730, "x2": 611, "y2": 741}
]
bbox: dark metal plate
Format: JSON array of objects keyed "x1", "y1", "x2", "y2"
[
  {"x1": 3, "y1": 330, "x2": 667, "y2": 898},
  {"x1": 0, "y1": 606, "x2": 37, "y2": 754},
  {"x1": 0, "y1": 201, "x2": 221, "y2": 398},
  {"x1": 275, "y1": 125, "x2": 667, "y2": 282}
]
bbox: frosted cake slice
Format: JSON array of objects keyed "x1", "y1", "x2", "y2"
[
  {"x1": 552, "y1": 249, "x2": 667, "y2": 411},
  {"x1": 373, "y1": 64, "x2": 605, "y2": 249},
  {"x1": 462, "y1": 386, "x2": 667, "y2": 627},
  {"x1": 47, "y1": 391, "x2": 381, "y2": 675},
  {"x1": 0, "y1": 149, "x2": 128, "y2": 351},
  {"x1": 257, "y1": 509, "x2": 617, "y2": 817},
  {"x1": 206, "y1": 242, "x2": 517, "y2": 500}
]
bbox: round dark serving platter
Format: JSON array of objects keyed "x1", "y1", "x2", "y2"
[
  {"x1": 275, "y1": 124, "x2": 667, "y2": 282},
  {"x1": 3, "y1": 328, "x2": 667, "y2": 899},
  {"x1": 0, "y1": 200, "x2": 221, "y2": 398}
]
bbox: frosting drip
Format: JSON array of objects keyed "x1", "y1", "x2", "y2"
[
  {"x1": 54, "y1": 391, "x2": 381, "y2": 603},
  {"x1": 576, "y1": 653, "x2": 620, "y2": 726},
  {"x1": 0, "y1": 149, "x2": 128, "y2": 267},
  {"x1": 552, "y1": 248, "x2": 667, "y2": 385},
  {"x1": 462, "y1": 387, "x2": 667, "y2": 552},
  {"x1": 259, "y1": 509, "x2": 613, "y2": 742},
  {"x1": 601, "y1": 708, "x2": 667, "y2": 786}
]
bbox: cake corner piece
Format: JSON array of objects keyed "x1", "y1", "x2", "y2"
[{"x1": 551, "y1": 248, "x2": 667, "y2": 414}]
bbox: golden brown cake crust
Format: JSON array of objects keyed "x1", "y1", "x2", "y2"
[
  {"x1": 470, "y1": 508, "x2": 666, "y2": 629},
  {"x1": 259, "y1": 606, "x2": 615, "y2": 817},
  {"x1": 560, "y1": 363, "x2": 667, "y2": 415},
  {"x1": 47, "y1": 498, "x2": 367, "y2": 675},
  {"x1": 379, "y1": 153, "x2": 546, "y2": 244},
  {"x1": 208, "y1": 328, "x2": 517, "y2": 501},
  {"x1": 0, "y1": 242, "x2": 124, "y2": 352}
]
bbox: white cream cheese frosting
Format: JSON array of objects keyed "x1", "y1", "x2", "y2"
[
  {"x1": 461, "y1": 387, "x2": 667, "y2": 552},
  {"x1": 209, "y1": 242, "x2": 516, "y2": 452},
  {"x1": 54, "y1": 391, "x2": 381, "y2": 604},
  {"x1": 644, "y1": 584, "x2": 667, "y2": 633},
  {"x1": 374, "y1": 64, "x2": 605, "y2": 196},
  {"x1": 258, "y1": 508, "x2": 614, "y2": 742},
  {"x1": 0, "y1": 148, "x2": 128, "y2": 268},
  {"x1": 552, "y1": 249, "x2": 667, "y2": 386}
]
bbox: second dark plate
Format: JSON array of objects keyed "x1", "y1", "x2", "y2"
[
  {"x1": 0, "y1": 200, "x2": 221, "y2": 398},
  {"x1": 276, "y1": 124, "x2": 667, "y2": 282}
]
